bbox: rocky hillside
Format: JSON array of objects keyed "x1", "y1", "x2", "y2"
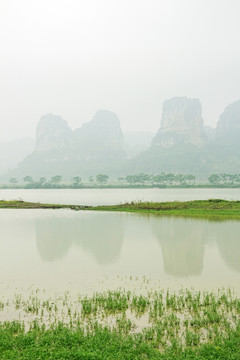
[
  {"x1": 36, "y1": 114, "x2": 73, "y2": 152},
  {"x1": 152, "y1": 97, "x2": 206, "y2": 148},
  {"x1": 123, "y1": 131, "x2": 154, "y2": 158},
  {"x1": 2, "y1": 98, "x2": 240, "y2": 181},
  {"x1": 123, "y1": 98, "x2": 240, "y2": 178},
  {"x1": 73, "y1": 110, "x2": 125, "y2": 161},
  {"x1": 216, "y1": 100, "x2": 240, "y2": 143},
  {"x1": 3, "y1": 110, "x2": 126, "y2": 180}
]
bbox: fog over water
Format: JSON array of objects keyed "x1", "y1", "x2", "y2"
[{"x1": 1, "y1": 0, "x2": 240, "y2": 142}]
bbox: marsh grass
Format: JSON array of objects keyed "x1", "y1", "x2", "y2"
[
  {"x1": 2, "y1": 199, "x2": 240, "y2": 219},
  {"x1": 92, "y1": 199, "x2": 240, "y2": 219},
  {"x1": 0, "y1": 288, "x2": 239, "y2": 358}
]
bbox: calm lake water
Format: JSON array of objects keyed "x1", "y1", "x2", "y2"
[
  {"x1": 0, "y1": 188, "x2": 240, "y2": 205},
  {"x1": 0, "y1": 208, "x2": 240, "y2": 295}
]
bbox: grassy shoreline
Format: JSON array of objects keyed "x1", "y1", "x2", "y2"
[{"x1": 1, "y1": 199, "x2": 240, "y2": 218}]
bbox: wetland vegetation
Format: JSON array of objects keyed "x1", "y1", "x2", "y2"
[
  {"x1": 1, "y1": 199, "x2": 240, "y2": 218},
  {"x1": 93, "y1": 199, "x2": 240, "y2": 218},
  {"x1": 0, "y1": 288, "x2": 239, "y2": 359},
  {"x1": 1, "y1": 199, "x2": 240, "y2": 358}
]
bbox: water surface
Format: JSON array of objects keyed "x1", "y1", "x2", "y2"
[
  {"x1": 0, "y1": 188, "x2": 240, "y2": 205},
  {"x1": 0, "y1": 209, "x2": 239, "y2": 295}
]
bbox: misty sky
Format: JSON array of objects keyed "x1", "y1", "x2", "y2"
[{"x1": 1, "y1": 0, "x2": 240, "y2": 142}]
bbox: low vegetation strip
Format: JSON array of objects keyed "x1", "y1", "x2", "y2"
[
  {"x1": 1, "y1": 199, "x2": 240, "y2": 217},
  {"x1": 0, "y1": 200, "x2": 80, "y2": 210},
  {"x1": 92, "y1": 199, "x2": 240, "y2": 218},
  {"x1": 0, "y1": 322, "x2": 239, "y2": 359},
  {"x1": 0, "y1": 289, "x2": 239, "y2": 359}
]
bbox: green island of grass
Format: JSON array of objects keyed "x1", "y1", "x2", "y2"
[
  {"x1": 0, "y1": 289, "x2": 239, "y2": 359},
  {"x1": 1, "y1": 199, "x2": 240, "y2": 219}
]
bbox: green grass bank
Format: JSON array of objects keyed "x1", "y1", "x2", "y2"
[{"x1": 1, "y1": 199, "x2": 240, "y2": 218}]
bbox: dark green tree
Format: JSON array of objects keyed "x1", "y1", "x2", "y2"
[
  {"x1": 138, "y1": 173, "x2": 151, "y2": 184},
  {"x1": 208, "y1": 174, "x2": 221, "y2": 185},
  {"x1": 9, "y1": 177, "x2": 18, "y2": 185},
  {"x1": 23, "y1": 176, "x2": 34, "y2": 184},
  {"x1": 125, "y1": 175, "x2": 138, "y2": 184},
  {"x1": 96, "y1": 174, "x2": 109, "y2": 184},
  {"x1": 72, "y1": 176, "x2": 82, "y2": 186},
  {"x1": 50, "y1": 175, "x2": 62, "y2": 185},
  {"x1": 39, "y1": 177, "x2": 46, "y2": 185}
]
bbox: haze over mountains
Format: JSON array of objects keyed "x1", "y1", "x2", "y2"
[
  {"x1": 0, "y1": 138, "x2": 35, "y2": 175},
  {"x1": 2, "y1": 97, "x2": 240, "y2": 181}
]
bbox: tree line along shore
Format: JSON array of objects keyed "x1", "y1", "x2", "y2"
[{"x1": 3, "y1": 172, "x2": 240, "y2": 189}]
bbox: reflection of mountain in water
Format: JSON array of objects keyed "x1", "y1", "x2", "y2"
[
  {"x1": 36, "y1": 211, "x2": 240, "y2": 276},
  {"x1": 151, "y1": 216, "x2": 240, "y2": 277},
  {"x1": 36, "y1": 213, "x2": 124, "y2": 265},
  {"x1": 215, "y1": 222, "x2": 240, "y2": 273},
  {"x1": 151, "y1": 217, "x2": 205, "y2": 277},
  {"x1": 36, "y1": 220, "x2": 72, "y2": 261}
]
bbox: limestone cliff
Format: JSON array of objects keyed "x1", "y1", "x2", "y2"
[
  {"x1": 73, "y1": 110, "x2": 125, "y2": 159},
  {"x1": 153, "y1": 97, "x2": 205, "y2": 148},
  {"x1": 216, "y1": 100, "x2": 240, "y2": 142},
  {"x1": 12, "y1": 110, "x2": 126, "y2": 178},
  {"x1": 36, "y1": 114, "x2": 73, "y2": 152},
  {"x1": 5, "y1": 98, "x2": 240, "y2": 181}
]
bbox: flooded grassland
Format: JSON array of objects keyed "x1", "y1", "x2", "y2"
[{"x1": 0, "y1": 192, "x2": 240, "y2": 358}]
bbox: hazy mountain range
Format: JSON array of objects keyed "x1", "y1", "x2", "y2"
[{"x1": 2, "y1": 97, "x2": 240, "y2": 181}]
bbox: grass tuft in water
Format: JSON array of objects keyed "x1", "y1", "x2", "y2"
[{"x1": 0, "y1": 288, "x2": 239, "y2": 358}]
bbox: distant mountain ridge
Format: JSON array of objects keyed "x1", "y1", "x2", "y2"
[
  {"x1": 4, "y1": 110, "x2": 126, "y2": 179},
  {"x1": 2, "y1": 98, "x2": 240, "y2": 181},
  {"x1": 124, "y1": 98, "x2": 240, "y2": 178}
]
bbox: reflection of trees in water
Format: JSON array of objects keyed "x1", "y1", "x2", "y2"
[
  {"x1": 215, "y1": 222, "x2": 240, "y2": 273},
  {"x1": 35, "y1": 214, "x2": 124, "y2": 265},
  {"x1": 151, "y1": 217, "x2": 205, "y2": 277}
]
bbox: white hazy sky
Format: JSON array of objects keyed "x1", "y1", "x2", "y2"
[{"x1": 0, "y1": 0, "x2": 240, "y2": 141}]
